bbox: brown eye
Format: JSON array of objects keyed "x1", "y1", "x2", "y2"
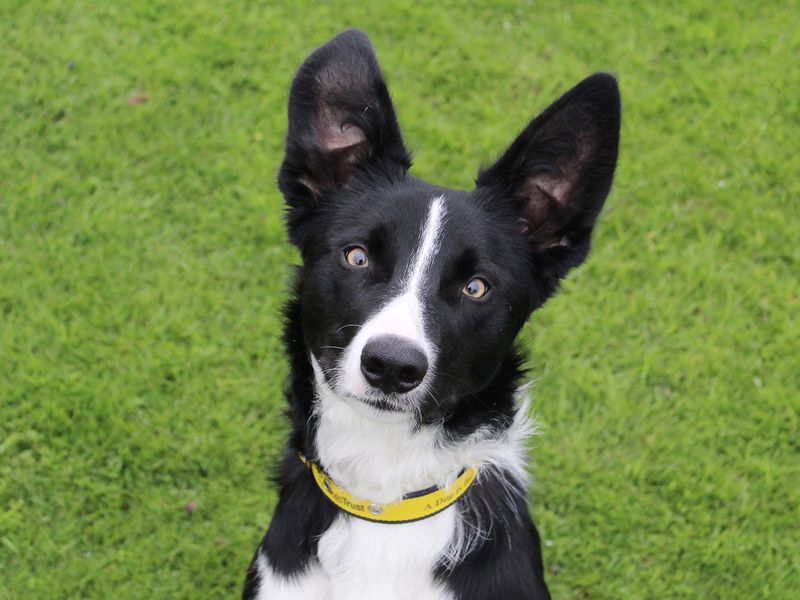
[
  {"x1": 463, "y1": 277, "x2": 490, "y2": 300},
  {"x1": 344, "y1": 246, "x2": 369, "y2": 268}
]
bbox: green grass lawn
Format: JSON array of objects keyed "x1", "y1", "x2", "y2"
[{"x1": 1, "y1": 1, "x2": 798, "y2": 597}]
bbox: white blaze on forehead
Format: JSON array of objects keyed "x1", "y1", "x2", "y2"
[
  {"x1": 333, "y1": 195, "x2": 447, "y2": 400},
  {"x1": 407, "y1": 195, "x2": 446, "y2": 296}
]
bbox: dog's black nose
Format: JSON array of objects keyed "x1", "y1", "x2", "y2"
[{"x1": 360, "y1": 335, "x2": 428, "y2": 394}]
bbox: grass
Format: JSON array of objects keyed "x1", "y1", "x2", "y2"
[{"x1": 1, "y1": 1, "x2": 797, "y2": 597}]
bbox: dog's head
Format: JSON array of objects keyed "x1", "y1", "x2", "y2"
[{"x1": 279, "y1": 30, "x2": 620, "y2": 422}]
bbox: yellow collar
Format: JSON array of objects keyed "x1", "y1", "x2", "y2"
[{"x1": 299, "y1": 454, "x2": 478, "y2": 524}]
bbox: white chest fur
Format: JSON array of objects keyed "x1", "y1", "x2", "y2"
[
  {"x1": 255, "y1": 377, "x2": 535, "y2": 599},
  {"x1": 311, "y1": 383, "x2": 460, "y2": 598},
  {"x1": 314, "y1": 381, "x2": 469, "y2": 503},
  {"x1": 254, "y1": 510, "x2": 455, "y2": 600},
  {"x1": 316, "y1": 512, "x2": 456, "y2": 600}
]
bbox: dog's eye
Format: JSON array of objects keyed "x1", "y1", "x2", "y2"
[
  {"x1": 463, "y1": 277, "x2": 490, "y2": 300},
  {"x1": 343, "y1": 246, "x2": 369, "y2": 268}
]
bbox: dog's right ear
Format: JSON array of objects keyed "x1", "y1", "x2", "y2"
[{"x1": 279, "y1": 29, "x2": 411, "y2": 245}]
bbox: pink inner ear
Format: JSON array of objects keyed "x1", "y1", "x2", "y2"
[
  {"x1": 529, "y1": 172, "x2": 573, "y2": 205},
  {"x1": 321, "y1": 121, "x2": 366, "y2": 151},
  {"x1": 518, "y1": 173, "x2": 575, "y2": 244},
  {"x1": 518, "y1": 130, "x2": 597, "y2": 244}
]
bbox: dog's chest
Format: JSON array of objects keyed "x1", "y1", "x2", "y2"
[
  {"x1": 315, "y1": 511, "x2": 456, "y2": 600},
  {"x1": 273, "y1": 385, "x2": 468, "y2": 599}
]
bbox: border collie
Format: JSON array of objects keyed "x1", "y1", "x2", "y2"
[{"x1": 243, "y1": 29, "x2": 620, "y2": 600}]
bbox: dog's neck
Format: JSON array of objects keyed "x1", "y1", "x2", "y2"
[
  {"x1": 313, "y1": 379, "x2": 458, "y2": 502},
  {"x1": 311, "y1": 374, "x2": 535, "y2": 504}
]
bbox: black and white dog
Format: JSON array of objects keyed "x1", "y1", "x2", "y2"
[{"x1": 244, "y1": 29, "x2": 620, "y2": 600}]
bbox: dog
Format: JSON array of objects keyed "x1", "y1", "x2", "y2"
[{"x1": 243, "y1": 29, "x2": 620, "y2": 600}]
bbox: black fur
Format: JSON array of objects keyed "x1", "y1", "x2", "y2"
[
  {"x1": 442, "y1": 471, "x2": 550, "y2": 600},
  {"x1": 244, "y1": 28, "x2": 620, "y2": 599}
]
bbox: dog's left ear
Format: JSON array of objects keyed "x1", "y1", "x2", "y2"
[
  {"x1": 279, "y1": 29, "x2": 411, "y2": 245},
  {"x1": 477, "y1": 73, "x2": 621, "y2": 297}
]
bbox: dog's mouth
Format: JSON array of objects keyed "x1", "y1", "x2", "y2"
[
  {"x1": 351, "y1": 394, "x2": 404, "y2": 413},
  {"x1": 327, "y1": 368, "x2": 411, "y2": 413},
  {"x1": 311, "y1": 353, "x2": 417, "y2": 415}
]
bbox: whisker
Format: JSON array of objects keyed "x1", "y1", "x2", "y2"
[
  {"x1": 425, "y1": 387, "x2": 442, "y2": 408},
  {"x1": 437, "y1": 371, "x2": 462, "y2": 383}
]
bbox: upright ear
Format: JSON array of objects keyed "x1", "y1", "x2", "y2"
[
  {"x1": 477, "y1": 73, "x2": 620, "y2": 296},
  {"x1": 279, "y1": 29, "x2": 411, "y2": 243}
]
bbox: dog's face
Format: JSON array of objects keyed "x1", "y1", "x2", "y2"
[
  {"x1": 297, "y1": 183, "x2": 533, "y2": 420},
  {"x1": 279, "y1": 30, "x2": 620, "y2": 423}
]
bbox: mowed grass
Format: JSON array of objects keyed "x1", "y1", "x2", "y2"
[{"x1": 1, "y1": 1, "x2": 798, "y2": 597}]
